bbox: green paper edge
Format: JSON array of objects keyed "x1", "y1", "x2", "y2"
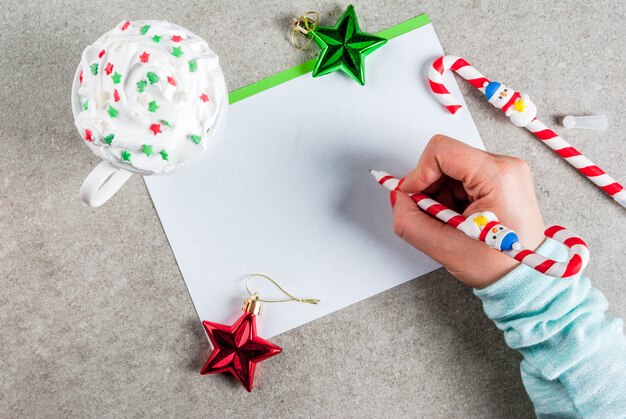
[{"x1": 228, "y1": 13, "x2": 430, "y2": 105}]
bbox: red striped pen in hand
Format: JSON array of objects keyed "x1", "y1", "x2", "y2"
[{"x1": 371, "y1": 169, "x2": 589, "y2": 278}]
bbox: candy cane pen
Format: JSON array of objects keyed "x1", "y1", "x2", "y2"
[
  {"x1": 371, "y1": 170, "x2": 590, "y2": 278},
  {"x1": 428, "y1": 56, "x2": 626, "y2": 209}
]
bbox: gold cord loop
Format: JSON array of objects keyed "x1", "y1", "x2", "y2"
[
  {"x1": 291, "y1": 11, "x2": 319, "y2": 50},
  {"x1": 245, "y1": 274, "x2": 320, "y2": 305}
]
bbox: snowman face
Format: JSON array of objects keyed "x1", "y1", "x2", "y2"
[
  {"x1": 489, "y1": 84, "x2": 514, "y2": 108},
  {"x1": 484, "y1": 224, "x2": 508, "y2": 249}
]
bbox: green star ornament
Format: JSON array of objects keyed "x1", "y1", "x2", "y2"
[{"x1": 308, "y1": 5, "x2": 387, "y2": 85}]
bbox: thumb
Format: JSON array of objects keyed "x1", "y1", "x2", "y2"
[{"x1": 391, "y1": 191, "x2": 469, "y2": 265}]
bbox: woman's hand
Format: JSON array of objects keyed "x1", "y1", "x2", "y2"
[{"x1": 391, "y1": 135, "x2": 545, "y2": 288}]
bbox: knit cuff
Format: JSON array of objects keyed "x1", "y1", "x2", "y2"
[{"x1": 473, "y1": 238, "x2": 569, "y2": 321}]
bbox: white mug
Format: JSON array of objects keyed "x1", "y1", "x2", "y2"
[
  {"x1": 72, "y1": 82, "x2": 227, "y2": 207},
  {"x1": 72, "y1": 20, "x2": 228, "y2": 207}
]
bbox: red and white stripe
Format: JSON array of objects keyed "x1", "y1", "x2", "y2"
[
  {"x1": 428, "y1": 56, "x2": 489, "y2": 115},
  {"x1": 526, "y1": 118, "x2": 626, "y2": 204},
  {"x1": 506, "y1": 225, "x2": 590, "y2": 278},
  {"x1": 372, "y1": 170, "x2": 589, "y2": 278},
  {"x1": 428, "y1": 55, "x2": 626, "y2": 208}
]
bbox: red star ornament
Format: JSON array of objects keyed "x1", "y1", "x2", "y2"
[{"x1": 200, "y1": 297, "x2": 281, "y2": 392}]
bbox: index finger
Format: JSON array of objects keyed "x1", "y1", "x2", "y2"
[{"x1": 401, "y1": 135, "x2": 495, "y2": 193}]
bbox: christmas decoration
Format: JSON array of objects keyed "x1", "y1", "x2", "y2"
[
  {"x1": 428, "y1": 55, "x2": 626, "y2": 209},
  {"x1": 201, "y1": 274, "x2": 319, "y2": 392},
  {"x1": 371, "y1": 170, "x2": 589, "y2": 278},
  {"x1": 292, "y1": 5, "x2": 387, "y2": 85}
]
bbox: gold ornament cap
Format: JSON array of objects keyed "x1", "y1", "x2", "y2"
[{"x1": 242, "y1": 293, "x2": 263, "y2": 316}]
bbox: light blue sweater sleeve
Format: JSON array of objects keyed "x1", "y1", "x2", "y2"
[{"x1": 474, "y1": 239, "x2": 626, "y2": 418}]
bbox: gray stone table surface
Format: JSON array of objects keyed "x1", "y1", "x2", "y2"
[{"x1": 1, "y1": 0, "x2": 625, "y2": 417}]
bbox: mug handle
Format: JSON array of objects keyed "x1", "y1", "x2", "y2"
[{"x1": 79, "y1": 161, "x2": 133, "y2": 207}]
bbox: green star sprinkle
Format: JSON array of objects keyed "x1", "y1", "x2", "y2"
[
  {"x1": 160, "y1": 150, "x2": 169, "y2": 160},
  {"x1": 82, "y1": 101, "x2": 88, "y2": 111},
  {"x1": 103, "y1": 133, "x2": 114, "y2": 145},
  {"x1": 111, "y1": 72, "x2": 122, "y2": 84},
  {"x1": 121, "y1": 150, "x2": 131, "y2": 162},
  {"x1": 148, "y1": 100, "x2": 159, "y2": 112},
  {"x1": 146, "y1": 71, "x2": 159, "y2": 84},
  {"x1": 189, "y1": 134, "x2": 201, "y2": 144},
  {"x1": 188, "y1": 60, "x2": 197, "y2": 72},
  {"x1": 140, "y1": 24, "x2": 150, "y2": 35},
  {"x1": 137, "y1": 80, "x2": 147, "y2": 93},
  {"x1": 90, "y1": 63, "x2": 98, "y2": 75},
  {"x1": 142, "y1": 144, "x2": 154, "y2": 156},
  {"x1": 152, "y1": 35, "x2": 162, "y2": 43},
  {"x1": 171, "y1": 46, "x2": 184, "y2": 58},
  {"x1": 107, "y1": 105, "x2": 119, "y2": 118},
  {"x1": 161, "y1": 119, "x2": 172, "y2": 128}
]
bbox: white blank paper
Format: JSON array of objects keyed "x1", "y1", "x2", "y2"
[{"x1": 145, "y1": 22, "x2": 484, "y2": 338}]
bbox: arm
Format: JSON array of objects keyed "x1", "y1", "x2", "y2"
[
  {"x1": 475, "y1": 239, "x2": 626, "y2": 417},
  {"x1": 391, "y1": 135, "x2": 626, "y2": 415}
]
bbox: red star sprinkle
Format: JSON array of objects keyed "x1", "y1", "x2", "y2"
[
  {"x1": 171, "y1": 35, "x2": 183, "y2": 42},
  {"x1": 139, "y1": 52, "x2": 150, "y2": 63},
  {"x1": 85, "y1": 129, "x2": 93, "y2": 142},
  {"x1": 199, "y1": 93, "x2": 210, "y2": 103},
  {"x1": 149, "y1": 123, "x2": 162, "y2": 135},
  {"x1": 79, "y1": 70, "x2": 83, "y2": 84},
  {"x1": 104, "y1": 63, "x2": 114, "y2": 75},
  {"x1": 167, "y1": 76, "x2": 177, "y2": 86},
  {"x1": 113, "y1": 89, "x2": 120, "y2": 102},
  {"x1": 121, "y1": 21, "x2": 131, "y2": 31},
  {"x1": 98, "y1": 49, "x2": 106, "y2": 58}
]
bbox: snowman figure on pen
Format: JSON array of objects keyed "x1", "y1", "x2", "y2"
[
  {"x1": 484, "y1": 81, "x2": 537, "y2": 127},
  {"x1": 458, "y1": 211, "x2": 521, "y2": 252}
]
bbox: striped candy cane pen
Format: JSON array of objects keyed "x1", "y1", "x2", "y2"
[
  {"x1": 371, "y1": 170, "x2": 590, "y2": 278},
  {"x1": 428, "y1": 55, "x2": 626, "y2": 209}
]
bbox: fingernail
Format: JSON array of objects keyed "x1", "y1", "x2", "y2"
[
  {"x1": 390, "y1": 191, "x2": 397, "y2": 208},
  {"x1": 397, "y1": 177, "x2": 406, "y2": 190}
]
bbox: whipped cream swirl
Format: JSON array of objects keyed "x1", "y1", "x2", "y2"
[{"x1": 73, "y1": 20, "x2": 227, "y2": 174}]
